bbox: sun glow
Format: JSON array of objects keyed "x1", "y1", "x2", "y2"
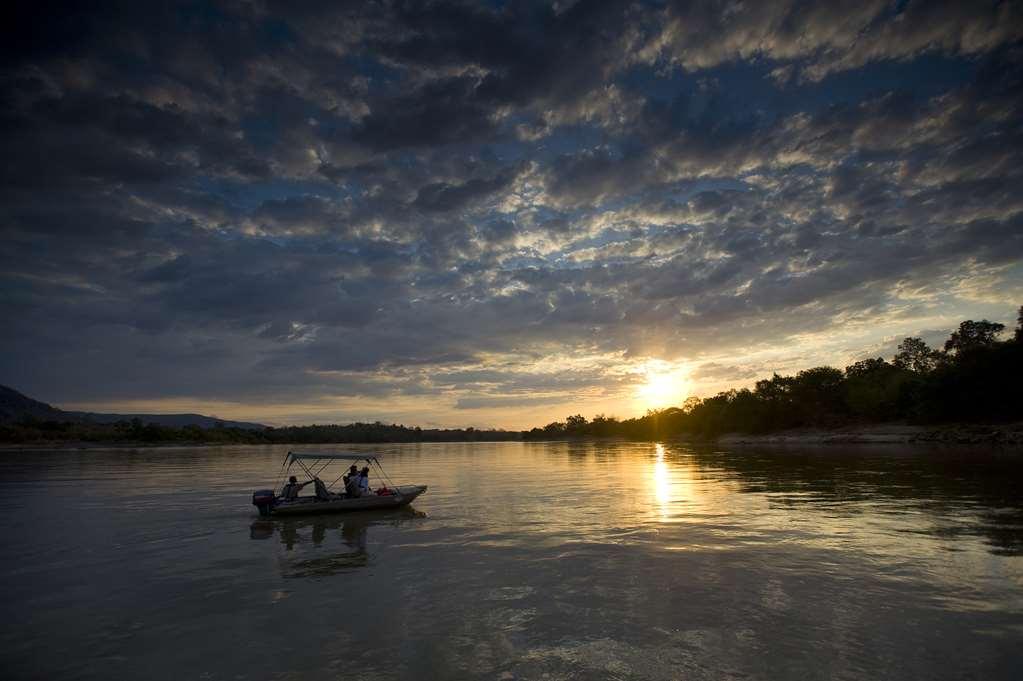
[{"x1": 636, "y1": 362, "x2": 690, "y2": 411}]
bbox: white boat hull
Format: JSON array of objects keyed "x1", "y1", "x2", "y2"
[{"x1": 269, "y1": 485, "x2": 427, "y2": 516}]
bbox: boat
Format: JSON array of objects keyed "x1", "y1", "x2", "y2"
[{"x1": 251, "y1": 451, "x2": 427, "y2": 517}]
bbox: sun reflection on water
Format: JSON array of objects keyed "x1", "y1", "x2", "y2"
[{"x1": 653, "y1": 443, "x2": 671, "y2": 518}]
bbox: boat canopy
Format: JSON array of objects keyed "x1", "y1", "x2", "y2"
[
  {"x1": 256, "y1": 450, "x2": 423, "y2": 515},
  {"x1": 286, "y1": 452, "x2": 380, "y2": 463}
]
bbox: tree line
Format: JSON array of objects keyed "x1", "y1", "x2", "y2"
[
  {"x1": 525, "y1": 307, "x2": 1023, "y2": 440},
  {"x1": 4, "y1": 307, "x2": 1020, "y2": 445},
  {"x1": 0, "y1": 418, "x2": 519, "y2": 445}
]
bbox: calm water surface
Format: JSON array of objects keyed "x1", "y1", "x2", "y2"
[{"x1": 1, "y1": 442, "x2": 1022, "y2": 680}]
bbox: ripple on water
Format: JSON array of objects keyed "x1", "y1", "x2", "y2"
[{"x1": 0, "y1": 441, "x2": 1021, "y2": 680}]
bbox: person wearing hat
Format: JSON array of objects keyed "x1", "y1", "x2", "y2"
[{"x1": 280, "y1": 475, "x2": 312, "y2": 501}]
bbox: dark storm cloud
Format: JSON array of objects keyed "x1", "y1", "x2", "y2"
[
  {"x1": 1, "y1": 0, "x2": 1021, "y2": 423},
  {"x1": 354, "y1": 76, "x2": 500, "y2": 151},
  {"x1": 414, "y1": 163, "x2": 525, "y2": 213}
]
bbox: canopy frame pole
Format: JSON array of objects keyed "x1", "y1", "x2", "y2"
[
  {"x1": 274, "y1": 450, "x2": 292, "y2": 495},
  {"x1": 311, "y1": 459, "x2": 332, "y2": 479},
  {"x1": 371, "y1": 458, "x2": 401, "y2": 496},
  {"x1": 328, "y1": 470, "x2": 347, "y2": 490},
  {"x1": 326, "y1": 458, "x2": 360, "y2": 492},
  {"x1": 278, "y1": 452, "x2": 411, "y2": 499},
  {"x1": 294, "y1": 458, "x2": 317, "y2": 481}
]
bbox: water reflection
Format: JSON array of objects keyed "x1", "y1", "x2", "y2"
[
  {"x1": 652, "y1": 443, "x2": 670, "y2": 514},
  {"x1": 671, "y1": 444, "x2": 1023, "y2": 556},
  {"x1": 249, "y1": 507, "x2": 426, "y2": 578},
  {"x1": 1, "y1": 442, "x2": 1021, "y2": 680}
]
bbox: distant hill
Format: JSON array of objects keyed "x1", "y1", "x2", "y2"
[
  {"x1": 0, "y1": 384, "x2": 66, "y2": 422},
  {"x1": 66, "y1": 411, "x2": 267, "y2": 431},
  {"x1": 0, "y1": 384, "x2": 267, "y2": 430}
]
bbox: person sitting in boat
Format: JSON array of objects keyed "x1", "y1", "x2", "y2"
[
  {"x1": 280, "y1": 475, "x2": 312, "y2": 501},
  {"x1": 358, "y1": 466, "x2": 371, "y2": 496},
  {"x1": 313, "y1": 477, "x2": 333, "y2": 501},
  {"x1": 344, "y1": 465, "x2": 360, "y2": 497}
]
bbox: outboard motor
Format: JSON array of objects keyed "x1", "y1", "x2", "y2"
[{"x1": 252, "y1": 489, "x2": 276, "y2": 517}]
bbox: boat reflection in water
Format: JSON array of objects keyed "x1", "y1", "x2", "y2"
[{"x1": 250, "y1": 506, "x2": 426, "y2": 578}]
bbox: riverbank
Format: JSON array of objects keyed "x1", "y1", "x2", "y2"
[
  {"x1": 0, "y1": 437, "x2": 526, "y2": 450},
  {"x1": 717, "y1": 423, "x2": 1023, "y2": 446},
  {"x1": 0, "y1": 440, "x2": 249, "y2": 451},
  {"x1": 5, "y1": 423, "x2": 1023, "y2": 449}
]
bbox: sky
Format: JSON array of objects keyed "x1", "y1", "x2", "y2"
[{"x1": 1, "y1": 1, "x2": 1022, "y2": 429}]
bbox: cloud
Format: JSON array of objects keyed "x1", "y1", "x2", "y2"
[
  {"x1": 0, "y1": 1, "x2": 1020, "y2": 427},
  {"x1": 648, "y1": 1, "x2": 1022, "y2": 82},
  {"x1": 413, "y1": 163, "x2": 525, "y2": 213},
  {"x1": 455, "y1": 395, "x2": 569, "y2": 410}
]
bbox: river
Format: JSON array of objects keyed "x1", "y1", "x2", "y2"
[{"x1": 1, "y1": 441, "x2": 1021, "y2": 680}]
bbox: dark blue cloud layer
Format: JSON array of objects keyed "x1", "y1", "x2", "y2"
[{"x1": 1, "y1": 1, "x2": 1020, "y2": 423}]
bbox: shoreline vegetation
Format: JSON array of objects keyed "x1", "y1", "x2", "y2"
[
  {"x1": 522, "y1": 310, "x2": 1023, "y2": 445},
  {"x1": 4, "y1": 422, "x2": 1022, "y2": 451},
  {"x1": 2, "y1": 308, "x2": 1021, "y2": 449}
]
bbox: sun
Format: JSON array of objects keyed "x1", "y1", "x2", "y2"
[{"x1": 636, "y1": 364, "x2": 689, "y2": 411}]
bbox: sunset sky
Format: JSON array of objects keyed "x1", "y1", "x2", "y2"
[{"x1": 2, "y1": 1, "x2": 1021, "y2": 428}]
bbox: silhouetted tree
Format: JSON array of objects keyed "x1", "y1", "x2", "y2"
[
  {"x1": 565, "y1": 414, "x2": 587, "y2": 429},
  {"x1": 944, "y1": 320, "x2": 1005, "y2": 355},
  {"x1": 893, "y1": 337, "x2": 940, "y2": 373},
  {"x1": 844, "y1": 358, "x2": 905, "y2": 420},
  {"x1": 790, "y1": 367, "x2": 846, "y2": 425},
  {"x1": 589, "y1": 414, "x2": 620, "y2": 437},
  {"x1": 519, "y1": 307, "x2": 1021, "y2": 439}
]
